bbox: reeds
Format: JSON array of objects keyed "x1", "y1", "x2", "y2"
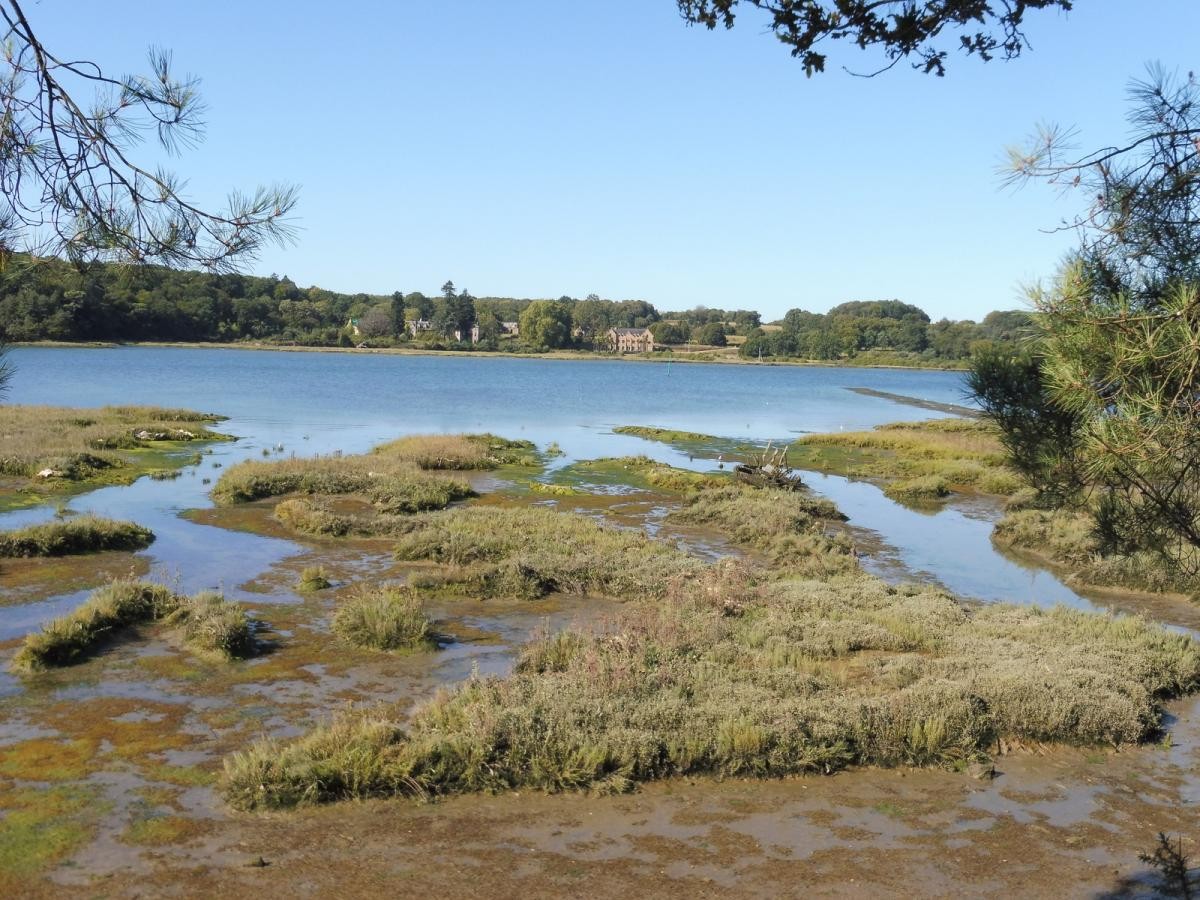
[{"x1": 793, "y1": 419, "x2": 1023, "y2": 496}]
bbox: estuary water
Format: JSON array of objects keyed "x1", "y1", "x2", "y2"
[{"x1": 1, "y1": 345, "x2": 1190, "y2": 636}]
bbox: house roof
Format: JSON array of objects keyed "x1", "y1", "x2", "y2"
[{"x1": 610, "y1": 327, "x2": 652, "y2": 335}]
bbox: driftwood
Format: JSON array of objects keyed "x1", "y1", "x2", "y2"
[{"x1": 734, "y1": 441, "x2": 804, "y2": 491}]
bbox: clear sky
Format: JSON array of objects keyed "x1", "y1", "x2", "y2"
[{"x1": 35, "y1": 1, "x2": 1200, "y2": 321}]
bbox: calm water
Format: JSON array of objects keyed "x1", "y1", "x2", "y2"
[{"x1": 1, "y1": 345, "x2": 1187, "y2": 637}]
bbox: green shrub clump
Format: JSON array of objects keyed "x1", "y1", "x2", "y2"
[
  {"x1": 169, "y1": 591, "x2": 256, "y2": 660},
  {"x1": 332, "y1": 587, "x2": 436, "y2": 652},
  {"x1": 297, "y1": 566, "x2": 332, "y2": 591}
]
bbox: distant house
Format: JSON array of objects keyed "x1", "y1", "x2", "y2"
[
  {"x1": 345, "y1": 317, "x2": 361, "y2": 336},
  {"x1": 408, "y1": 318, "x2": 433, "y2": 337},
  {"x1": 607, "y1": 327, "x2": 655, "y2": 354},
  {"x1": 465, "y1": 321, "x2": 519, "y2": 344}
]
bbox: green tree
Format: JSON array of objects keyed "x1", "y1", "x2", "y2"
[
  {"x1": 474, "y1": 307, "x2": 501, "y2": 349},
  {"x1": 692, "y1": 322, "x2": 727, "y2": 346},
  {"x1": 390, "y1": 291, "x2": 405, "y2": 336},
  {"x1": 650, "y1": 321, "x2": 688, "y2": 344},
  {"x1": 572, "y1": 294, "x2": 613, "y2": 344},
  {"x1": 986, "y1": 67, "x2": 1200, "y2": 573},
  {"x1": 519, "y1": 299, "x2": 573, "y2": 350},
  {"x1": 407, "y1": 292, "x2": 434, "y2": 320},
  {"x1": 966, "y1": 346, "x2": 1084, "y2": 505}
]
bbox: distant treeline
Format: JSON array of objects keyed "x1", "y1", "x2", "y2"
[
  {"x1": 739, "y1": 301, "x2": 1032, "y2": 363},
  {"x1": 0, "y1": 257, "x2": 1028, "y2": 359}
]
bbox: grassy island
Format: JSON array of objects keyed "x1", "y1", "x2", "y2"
[
  {"x1": 0, "y1": 405, "x2": 231, "y2": 510},
  {"x1": 0, "y1": 515, "x2": 153, "y2": 557},
  {"x1": 13, "y1": 579, "x2": 255, "y2": 672}
]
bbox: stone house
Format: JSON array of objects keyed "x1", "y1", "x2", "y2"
[{"x1": 607, "y1": 327, "x2": 655, "y2": 353}]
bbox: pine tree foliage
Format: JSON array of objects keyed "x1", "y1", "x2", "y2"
[{"x1": 0, "y1": 0, "x2": 297, "y2": 272}]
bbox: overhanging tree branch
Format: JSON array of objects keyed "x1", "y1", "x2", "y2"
[
  {"x1": 676, "y1": 0, "x2": 1072, "y2": 76},
  {"x1": 0, "y1": 0, "x2": 297, "y2": 272}
]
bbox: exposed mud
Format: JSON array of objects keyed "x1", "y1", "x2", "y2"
[
  {"x1": 0, "y1": 550, "x2": 151, "y2": 607},
  {"x1": 3, "y1": 442, "x2": 1199, "y2": 897},
  {"x1": 8, "y1": 694, "x2": 1197, "y2": 898}
]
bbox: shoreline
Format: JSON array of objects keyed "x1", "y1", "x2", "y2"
[{"x1": 9, "y1": 340, "x2": 969, "y2": 371}]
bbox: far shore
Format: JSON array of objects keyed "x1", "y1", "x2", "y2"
[{"x1": 11, "y1": 340, "x2": 969, "y2": 371}]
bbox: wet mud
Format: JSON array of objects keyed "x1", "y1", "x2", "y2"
[{"x1": 2, "y1": 443, "x2": 1199, "y2": 897}]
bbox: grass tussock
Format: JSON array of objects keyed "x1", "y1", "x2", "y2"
[
  {"x1": 297, "y1": 565, "x2": 332, "y2": 592},
  {"x1": 791, "y1": 419, "x2": 1023, "y2": 497},
  {"x1": 166, "y1": 591, "x2": 256, "y2": 660},
  {"x1": 669, "y1": 484, "x2": 858, "y2": 575},
  {"x1": 994, "y1": 509, "x2": 1200, "y2": 597},
  {"x1": 12, "y1": 579, "x2": 253, "y2": 672},
  {"x1": 373, "y1": 433, "x2": 538, "y2": 470},
  {"x1": 332, "y1": 586, "x2": 436, "y2": 652},
  {"x1": 884, "y1": 474, "x2": 951, "y2": 503},
  {"x1": 222, "y1": 561, "x2": 1200, "y2": 810},
  {"x1": 0, "y1": 515, "x2": 153, "y2": 557},
  {"x1": 393, "y1": 505, "x2": 705, "y2": 600},
  {"x1": 212, "y1": 453, "x2": 471, "y2": 508},
  {"x1": 0, "y1": 404, "x2": 228, "y2": 483}
]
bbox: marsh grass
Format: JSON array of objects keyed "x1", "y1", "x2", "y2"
[
  {"x1": 790, "y1": 419, "x2": 1023, "y2": 497},
  {"x1": 669, "y1": 484, "x2": 858, "y2": 575},
  {"x1": 0, "y1": 405, "x2": 228, "y2": 485},
  {"x1": 223, "y1": 561, "x2": 1200, "y2": 810},
  {"x1": 393, "y1": 505, "x2": 705, "y2": 600},
  {"x1": 373, "y1": 433, "x2": 538, "y2": 469},
  {"x1": 274, "y1": 497, "x2": 467, "y2": 539},
  {"x1": 613, "y1": 426, "x2": 716, "y2": 443},
  {"x1": 884, "y1": 475, "x2": 951, "y2": 503},
  {"x1": 12, "y1": 579, "x2": 254, "y2": 671},
  {"x1": 332, "y1": 586, "x2": 436, "y2": 652},
  {"x1": 0, "y1": 515, "x2": 153, "y2": 557},
  {"x1": 212, "y1": 449, "x2": 477, "y2": 536},
  {"x1": 555, "y1": 455, "x2": 729, "y2": 493}
]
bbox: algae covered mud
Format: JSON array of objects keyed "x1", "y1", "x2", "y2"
[{"x1": 2, "y1": 346, "x2": 1199, "y2": 897}]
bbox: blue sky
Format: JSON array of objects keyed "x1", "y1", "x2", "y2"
[{"x1": 38, "y1": 1, "x2": 1200, "y2": 321}]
